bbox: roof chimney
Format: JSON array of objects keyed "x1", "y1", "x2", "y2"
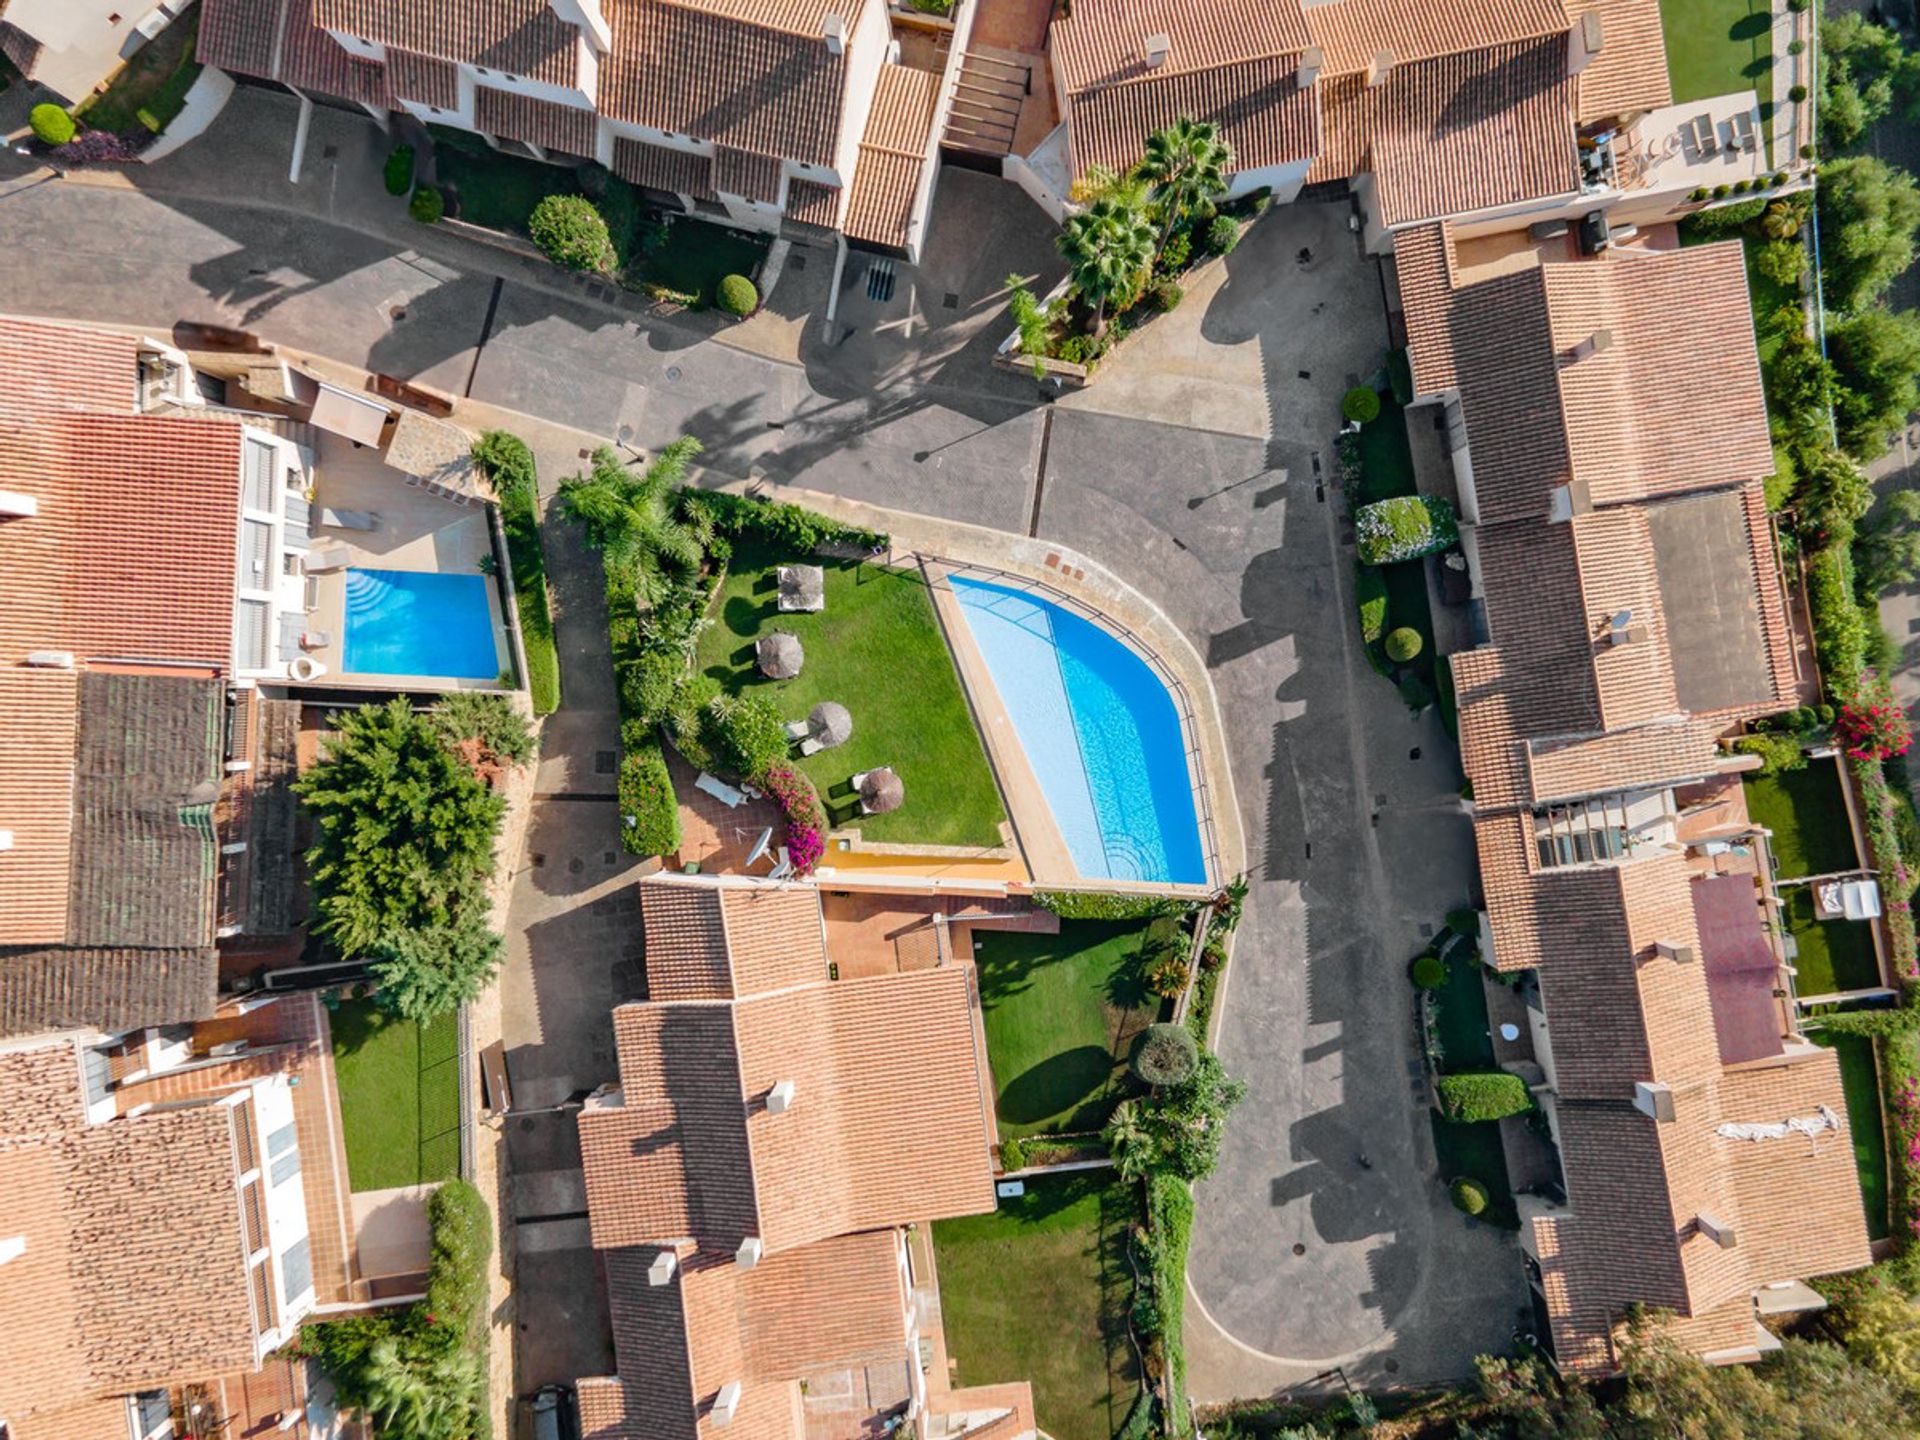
[
  {"x1": 1633, "y1": 1080, "x2": 1676, "y2": 1123},
  {"x1": 1297, "y1": 44, "x2": 1323, "y2": 89},
  {"x1": 648, "y1": 1251, "x2": 678, "y2": 1286},
  {"x1": 1568, "y1": 11, "x2": 1604, "y2": 76},
  {"x1": 0, "y1": 489, "x2": 37, "y2": 518},
  {"x1": 1367, "y1": 48, "x2": 1394, "y2": 87},
  {"x1": 1547, "y1": 476, "x2": 1592, "y2": 522},
  {"x1": 736, "y1": 1236, "x2": 763, "y2": 1269},
  {"x1": 1655, "y1": 939, "x2": 1697, "y2": 964},
  {"x1": 1143, "y1": 33, "x2": 1170, "y2": 69},
  {"x1": 24, "y1": 651, "x2": 74, "y2": 669},
  {"x1": 822, "y1": 10, "x2": 845, "y2": 55},
  {"x1": 1573, "y1": 327, "x2": 1613, "y2": 359},
  {"x1": 711, "y1": 1382, "x2": 743, "y2": 1427},
  {"x1": 766, "y1": 1079, "x2": 795, "y2": 1114},
  {"x1": 0, "y1": 831, "x2": 12, "y2": 853},
  {"x1": 1696, "y1": 1212, "x2": 1737, "y2": 1249}
]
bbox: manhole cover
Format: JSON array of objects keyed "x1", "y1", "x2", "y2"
[
  {"x1": 1291, "y1": 1243, "x2": 1307, "y2": 1257},
  {"x1": 595, "y1": 749, "x2": 616, "y2": 774},
  {"x1": 1410, "y1": 747, "x2": 1422, "y2": 760},
  {"x1": 1384, "y1": 1359, "x2": 1400, "y2": 1374},
  {"x1": 531, "y1": 853, "x2": 546, "y2": 868},
  {"x1": 604, "y1": 850, "x2": 617, "y2": 865},
  {"x1": 943, "y1": 291, "x2": 959, "y2": 309}
]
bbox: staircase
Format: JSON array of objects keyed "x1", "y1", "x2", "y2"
[{"x1": 942, "y1": 50, "x2": 1030, "y2": 163}]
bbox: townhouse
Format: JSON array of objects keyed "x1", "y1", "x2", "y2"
[
  {"x1": 1396, "y1": 232, "x2": 1872, "y2": 1371},
  {"x1": 576, "y1": 876, "x2": 1037, "y2": 1439}
]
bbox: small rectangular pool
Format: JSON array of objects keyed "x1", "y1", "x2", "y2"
[{"x1": 343, "y1": 568, "x2": 500, "y2": 679}]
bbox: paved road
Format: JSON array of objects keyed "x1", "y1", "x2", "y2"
[{"x1": 0, "y1": 92, "x2": 1525, "y2": 1400}]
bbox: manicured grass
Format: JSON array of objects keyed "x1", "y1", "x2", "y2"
[
  {"x1": 694, "y1": 537, "x2": 1007, "y2": 847},
  {"x1": 1744, "y1": 759, "x2": 1860, "y2": 879},
  {"x1": 501, "y1": 489, "x2": 560, "y2": 715},
  {"x1": 434, "y1": 141, "x2": 582, "y2": 234},
  {"x1": 641, "y1": 216, "x2": 769, "y2": 307},
  {"x1": 78, "y1": 11, "x2": 201, "y2": 135},
  {"x1": 1660, "y1": 0, "x2": 1775, "y2": 114},
  {"x1": 1784, "y1": 887, "x2": 1882, "y2": 996},
  {"x1": 1429, "y1": 1113, "x2": 1519, "y2": 1229},
  {"x1": 330, "y1": 998, "x2": 461, "y2": 1191},
  {"x1": 932, "y1": 1172, "x2": 1139, "y2": 1440},
  {"x1": 1432, "y1": 952, "x2": 1496, "y2": 1072},
  {"x1": 975, "y1": 919, "x2": 1171, "y2": 1138},
  {"x1": 1353, "y1": 399, "x2": 1418, "y2": 504},
  {"x1": 1818, "y1": 1032, "x2": 1891, "y2": 1241},
  {"x1": 1350, "y1": 398, "x2": 1439, "y2": 704}
]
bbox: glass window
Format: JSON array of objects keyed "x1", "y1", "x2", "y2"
[
  {"x1": 235, "y1": 598, "x2": 270, "y2": 670},
  {"x1": 279, "y1": 1236, "x2": 313, "y2": 1305},
  {"x1": 267, "y1": 1122, "x2": 301, "y2": 1186},
  {"x1": 242, "y1": 518, "x2": 273, "y2": 588}
]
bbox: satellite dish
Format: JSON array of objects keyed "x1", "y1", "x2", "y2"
[
  {"x1": 1499, "y1": 1023, "x2": 1521, "y2": 1042},
  {"x1": 1610, "y1": 609, "x2": 1633, "y2": 630}
]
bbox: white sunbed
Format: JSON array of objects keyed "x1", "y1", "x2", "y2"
[
  {"x1": 783, "y1": 719, "x2": 811, "y2": 740},
  {"x1": 305, "y1": 543, "x2": 353, "y2": 572},
  {"x1": 695, "y1": 772, "x2": 747, "y2": 808}
]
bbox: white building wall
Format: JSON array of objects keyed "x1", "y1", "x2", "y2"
[{"x1": 1227, "y1": 156, "x2": 1310, "y2": 205}]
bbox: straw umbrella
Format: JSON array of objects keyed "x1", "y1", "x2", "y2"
[
  {"x1": 778, "y1": 564, "x2": 826, "y2": 612},
  {"x1": 756, "y1": 632, "x2": 804, "y2": 679},
  {"x1": 808, "y1": 701, "x2": 853, "y2": 749},
  {"x1": 858, "y1": 767, "x2": 904, "y2": 814}
]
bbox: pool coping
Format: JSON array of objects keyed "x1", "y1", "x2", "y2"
[{"x1": 721, "y1": 483, "x2": 1245, "y2": 895}]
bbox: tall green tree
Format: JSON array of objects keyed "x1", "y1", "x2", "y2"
[
  {"x1": 1857, "y1": 489, "x2": 1920, "y2": 595},
  {"x1": 1828, "y1": 306, "x2": 1920, "y2": 459},
  {"x1": 1821, "y1": 14, "x2": 1920, "y2": 151},
  {"x1": 368, "y1": 913, "x2": 504, "y2": 1023},
  {"x1": 1057, "y1": 192, "x2": 1156, "y2": 335},
  {"x1": 1139, "y1": 117, "x2": 1235, "y2": 245},
  {"x1": 294, "y1": 698, "x2": 504, "y2": 955},
  {"x1": 359, "y1": 1337, "x2": 485, "y2": 1440},
  {"x1": 558, "y1": 438, "x2": 705, "y2": 606},
  {"x1": 431, "y1": 691, "x2": 536, "y2": 767},
  {"x1": 1817, "y1": 156, "x2": 1920, "y2": 315}
]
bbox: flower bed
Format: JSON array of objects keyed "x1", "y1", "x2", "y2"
[
  {"x1": 758, "y1": 763, "x2": 826, "y2": 875},
  {"x1": 1355, "y1": 494, "x2": 1459, "y2": 565}
]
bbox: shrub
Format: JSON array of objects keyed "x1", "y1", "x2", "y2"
[
  {"x1": 1807, "y1": 545, "x2": 1868, "y2": 689},
  {"x1": 1206, "y1": 214, "x2": 1240, "y2": 255},
  {"x1": 999, "y1": 1136, "x2": 1027, "y2": 1171},
  {"x1": 703, "y1": 692, "x2": 789, "y2": 780},
  {"x1": 1356, "y1": 564, "x2": 1387, "y2": 645},
  {"x1": 29, "y1": 104, "x2": 74, "y2": 147},
  {"x1": 1397, "y1": 672, "x2": 1434, "y2": 710},
  {"x1": 1450, "y1": 1177, "x2": 1491, "y2": 1216},
  {"x1": 433, "y1": 692, "x2": 536, "y2": 768},
  {"x1": 1836, "y1": 673, "x2": 1913, "y2": 760},
  {"x1": 619, "y1": 739, "x2": 680, "y2": 856},
  {"x1": 1146, "y1": 948, "x2": 1190, "y2": 999},
  {"x1": 717, "y1": 273, "x2": 759, "y2": 316},
  {"x1": 408, "y1": 185, "x2": 444, "y2": 224},
  {"x1": 1131, "y1": 1023, "x2": 1200, "y2": 1086},
  {"x1": 1755, "y1": 238, "x2": 1806, "y2": 288},
  {"x1": 529, "y1": 193, "x2": 615, "y2": 273},
  {"x1": 472, "y1": 430, "x2": 537, "y2": 502},
  {"x1": 1411, "y1": 953, "x2": 1446, "y2": 989},
  {"x1": 1714, "y1": 183, "x2": 1732, "y2": 198},
  {"x1": 1385, "y1": 626, "x2": 1423, "y2": 663},
  {"x1": 1436, "y1": 1071, "x2": 1533, "y2": 1122},
  {"x1": 1355, "y1": 494, "x2": 1458, "y2": 564},
  {"x1": 622, "y1": 649, "x2": 685, "y2": 726},
  {"x1": 758, "y1": 763, "x2": 828, "y2": 876},
  {"x1": 1342, "y1": 386, "x2": 1383, "y2": 424},
  {"x1": 1731, "y1": 730, "x2": 1807, "y2": 776},
  {"x1": 1688, "y1": 197, "x2": 1767, "y2": 233},
  {"x1": 1159, "y1": 232, "x2": 1192, "y2": 272},
  {"x1": 1150, "y1": 278, "x2": 1184, "y2": 311},
  {"x1": 1033, "y1": 890, "x2": 1188, "y2": 920},
  {"x1": 1446, "y1": 906, "x2": 1480, "y2": 937},
  {"x1": 384, "y1": 144, "x2": 415, "y2": 196},
  {"x1": 677, "y1": 489, "x2": 886, "y2": 552},
  {"x1": 1690, "y1": 187, "x2": 1709, "y2": 201},
  {"x1": 1790, "y1": 84, "x2": 1809, "y2": 103}
]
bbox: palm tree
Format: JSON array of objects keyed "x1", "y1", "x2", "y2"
[
  {"x1": 557, "y1": 436, "x2": 705, "y2": 606},
  {"x1": 1057, "y1": 193, "x2": 1156, "y2": 336},
  {"x1": 1139, "y1": 117, "x2": 1235, "y2": 247},
  {"x1": 1104, "y1": 1099, "x2": 1155, "y2": 1181},
  {"x1": 358, "y1": 1337, "x2": 483, "y2": 1440}
]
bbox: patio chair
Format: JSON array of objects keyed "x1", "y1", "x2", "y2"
[
  {"x1": 1690, "y1": 113, "x2": 1718, "y2": 155},
  {"x1": 1730, "y1": 111, "x2": 1758, "y2": 152},
  {"x1": 799, "y1": 738, "x2": 823, "y2": 756},
  {"x1": 320, "y1": 507, "x2": 381, "y2": 532},
  {"x1": 305, "y1": 543, "x2": 352, "y2": 572},
  {"x1": 695, "y1": 771, "x2": 747, "y2": 808},
  {"x1": 783, "y1": 719, "x2": 811, "y2": 740}
]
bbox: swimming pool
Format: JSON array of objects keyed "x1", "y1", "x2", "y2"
[
  {"x1": 343, "y1": 568, "x2": 500, "y2": 679},
  {"x1": 949, "y1": 575, "x2": 1207, "y2": 885}
]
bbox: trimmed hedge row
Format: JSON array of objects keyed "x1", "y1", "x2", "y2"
[
  {"x1": 1355, "y1": 494, "x2": 1459, "y2": 565},
  {"x1": 473, "y1": 433, "x2": 560, "y2": 716},
  {"x1": 1033, "y1": 890, "x2": 1192, "y2": 921},
  {"x1": 618, "y1": 734, "x2": 680, "y2": 856},
  {"x1": 1436, "y1": 1070, "x2": 1533, "y2": 1122}
]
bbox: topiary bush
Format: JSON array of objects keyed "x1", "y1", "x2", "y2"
[
  {"x1": 619, "y1": 738, "x2": 680, "y2": 856},
  {"x1": 1206, "y1": 214, "x2": 1241, "y2": 255},
  {"x1": 1436, "y1": 1071, "x2": 1533, "y2": 1123},
  {"x1": 529, "y1": 193, "x2": 615, "y2": 272},
  {"x1": 1411, "y1": 953, "x2": 1446, "y2": 989},
  {"x1": 1355, "y1": 494, "x2": 1459, "y2": 564},
  {"x1": 1449, "y1": 1177, "x2": 1490, "y2": 1216},
  {"x1": 999, "y1": 1136, "x2": 1028, "y2": 1171},
  {"x1": 29, "y1": 104, "x2": 75, "y2": 147},
  {"x1": 717, "y1": 273, "x2": 759, "y2": 316},
  {"x1": 1131, "y1": 1023, "x2": 1200, "y2": 1086},
  {"x1": 1150, "y1": 278, "x2": 1184, "y2": 311},
  {"x1": 1342, "y1": 386, "x2": 1383, "y2": 424},
  {"x1": 384, "y1": 144, "x2": 415, "y2": 196},
  {"x1": 408, "y1": 185, "x2": 445, "y2": 224},
  {"x1": 1385, "y1": 626, "x2": 1423, "y2": 663}
]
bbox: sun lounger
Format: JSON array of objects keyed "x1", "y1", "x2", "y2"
[
  {"x1": 783, "y1": 719, "x2": 811, "y2": 740},
  {"x1": 695, "y1": 772, "x2": 747, "y2": 808},
  {"x1": 320, "y1": 507, "x2": 381, "y2": 532},
  {"x1": 1690, "y1": 113, "x2": 1717, "y2": 155},
  {"x1": 304, "y1": 543, "x2": 352, "y2": 572},
  {"x1": 799, "y1": 738, "x2": 823, "y2": 756}
]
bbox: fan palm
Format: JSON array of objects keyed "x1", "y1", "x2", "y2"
[
  {"x1": 1103, "y1": 1099, "x2": 1156, "y2": 1181},
  {"x1": 358, "y1": 1337, "x2": 483, "y2": 1440},
  {"x1": 557, "y1": 436, "x2": 705, "y2": 606},
  {"x1": 1057, "y1": 193, "x2": 1156, "y2": 335},
  {"x1": 1140, "y1": 117, "x2": 1235, "y2": 246}
]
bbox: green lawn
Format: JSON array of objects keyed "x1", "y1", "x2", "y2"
[
  {"x1": 433, "y1": 137, "x2": 583, "y2": 234},
  {"x1": 1745, "y1": 759, "x2": 1860, "y2": 879},
  {"x1": 1354, "y1": 397, "x2": 1418, "y2": 505},
  {"x1": 1429, "y1": 1113, "x2": 1519, "y2": 1230},
  {"x1": 694, "y1": 537, "x2": 1007, "y2": 847},
  {"x1": 932, "y1": 1172, "x2": 1139, "y2": 1440},
  {"x1": 77, "y1": 11, "x2": 201, "y2": 135},
  {"x1": 975, "y1": 919, "x2": 1171, "y2": 1138},
  {"x1": 330, "y1": 998, "x2": 461, "y2": 1191},
  {"x1": 1784, "y1": 886, "x2": 1882, "y2": 996},
  {"x1": 642, "y1": 216, "x2": 769, "y2": 307},
  {"x1": 1818, "y1": 1032, "x2": 1891, "y2": 1241},
  {"x1": 1432, "y1": 952, "x2": 1496, "y2": 1072},
  {"x1": 1660, "y1": 0, "x2": 1775, "y2": 112}
]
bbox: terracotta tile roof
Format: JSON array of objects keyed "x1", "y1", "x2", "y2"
[
  {"x1": 1063, "y1": 55, "x2": 1321, "y2": 180},
  {"x1": 714, "y1": 146, "x2": 786, "y2": 205},
  {"x1": 475, "y1": 84, "x2": 599, "y2": 156},
  {"x1": 0, "y1": 946, "x2": 220, "y2": 1037},
  {"x1": 1366, "y1": 37, "x2": 1580, "y2": 229},
  {"x1": 1306, "y1": 70, "x2": 1369, "y2": 184},
  {"x1": 669, "y1": 0, "x2": 862, "y2": 38},
  {"x1": 639, "y1": 880, "x2": 829, "y2": 999},
  {"x1": 196, "y1": 0, "x2": 281, "y2": 79},
  {"x1": 1050, "y1": 0, "x2": 1310, "y2": 94},
  {"x1": 785, "y1": 178, "x2": 843, "y2": 227},
  {"x1": 1303, "y1": 0, "x2": 1568, "y2": 78},
  {"x1": 1524, "y1": 720, "x2": 1721, "y2": 807},
  {"x1": 314, "y1": 0, "x2": 581, "y2": 84},
  {"x1": 0, "y1": 314, "x2": 137, "y2": 419},
  {"x1": 388, "y1": 48, "x2": 460, "y2": 110},
  {"x1": 0, "y1": 666, "x2": 78, "y2": 945},
  {"x1": 640, "y1": 881, "x2": 733, "y2": 998},
  {"x1": 599, "y1": 0, "x2": 851, "y2": 167},
  {"x1": 610, "y1": 136, "x2": 717, "y2": 197},
  {"x1": 280, "y1": 0, "x2": 394, "y2": 106},
  {"x1": 1567, "y1": 0, "x2": 1671, "y2": 123},
  {"x1": 845, "y1": 65, "x2": 938, "y2": 248},
  {"x1": 1390, "y1": 222, "x2": 1458, "y2": 395},
  {"x1": 0, "y1": 1050, "x2": 91, "y2": 1422},
  {"x1": 718, "y1": 886, "x2": 829, "y2": 994}
]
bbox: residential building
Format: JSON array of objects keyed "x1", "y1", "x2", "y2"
[
  {"x1": 193, "y1": 0, "x2": 968, "y2": 257},
  {"x1": 575, "y1": 876, "x2": 1037, "y2": 1439},
  {"x1": 0, "y1": 990, "x2": 354, "y2": 1439},
  {"x1": 1397, "y1": 234, "x2": 1872, "y2": 1371},
  {"x1": 0, "y1": 0, "x2": 194, "y2": 106}
]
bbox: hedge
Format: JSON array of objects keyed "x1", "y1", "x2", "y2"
[
  {"x1": 1032, "y1": 890, "x2": 1190, "y2": 921},
  {"x1": 384, "y1": 144, "x2": 415, "y2": 196},
  {"x1": 1435, "y1": 1070, "x2": 1532, "y2": 1122},
  {"x1": 1807, "y1": 546, "x2": 1868, "y2": 691},
  {"x1": 1149, "y1": 1173, "x2": 1196, "y2": 1436},
  {"x1": 619, "y1": 738, "x2": 680, "y2": 856},
  {"x1": 678, "y1": 489, "x2": 888, "y2": 552},
  {"x1": 1356, "y1": 563, "x2": 1387, "y2": 645},
  {"x1": 1355, "y1": 494, "x2": 1458, "y2": 564},
  {"x1": 426, "y1": 1178, "x2": 493, "y2": 1333},
  {"x1": 473, "y1": 433, "x2": 560, "y2": 716}
]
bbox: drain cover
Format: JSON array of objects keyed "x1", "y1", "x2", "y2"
[
  {"x1": 595, "y1": 749, "x2": 616, "y2": 774},
  {"x1": 1292, "y1": 1243, "x2": 1307, "y2": 1257},
  {"x1": 666, "y1": 366, "x2": 682, "y2": 381}
]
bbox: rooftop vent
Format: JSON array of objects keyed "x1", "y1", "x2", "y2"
[
  {"x1": 822, "y1": 10, "x2": 844, "y2": 54},
  {"x1": 712, "y1": 1382, "x2": 743, "y2": 1427},
  {"x1": 1569, "y1": 11, "x2": 1604, "y2": 75},
  {"x1": 1573, "y1": 327, "x2": 1613, "y2": 359},
  {"x1": 1655, "y1": 939, "x2": 1697, "y2": 964},
  {"x1": 0, "y1": 490, "x2": 38, "y2": 519},
  {"x1": 1634, "y1": 1080, "x2": 1676, "y2": 1123},
  {"x1": 767, "y1": 1079, "x2": 796, "y2": 1114},
  {"x1": 1696, "y1": 1212, "x2": 1737, "y2": 1249},
  {"x1": 736, "y1": 1236, "x2": 763, "y2": 1269},
  {"x1": 0, "y1": 831, "x2": 12, "y2": 852},
  {"x1": 0, "y1": 1234, "x2": 24, "y2": 1265},
  {"x1": 1547, "y1": 476, "x2": 1592, "y2": 522},
  {"x1": 1144, "y1": 32, "x2": 1169, "y2": 68},
  {"x1": 1297, "y1": 44, "x2": 1323, "y2": 89},
  {"x1": 1367, "y1": 47, "x2": 1394, "y2": 86},
  {"x1": 649, "y1": 1251, "x2": 678, "y2": 1286},
  {"x1": 24, "y1": 651, "x2": 74, "y2": 669}
]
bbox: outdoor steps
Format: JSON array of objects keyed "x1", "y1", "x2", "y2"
[{"x1": 941, "y1": 51, "x2": 1027, "y2": 158}]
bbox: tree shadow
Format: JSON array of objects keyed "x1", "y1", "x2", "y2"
[{"x1": 997, "y1": 1045, "x2": 1115, "y2": 1125}]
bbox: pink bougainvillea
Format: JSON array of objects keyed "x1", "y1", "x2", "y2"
[
  {"x1": 1835, "y1": 672, "x2": 1913, "y2": 761},
  {"x1": 758, "y1": 763, "x2": 829, "y2": 876}
]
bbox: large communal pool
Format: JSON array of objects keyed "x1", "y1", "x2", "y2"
[
  {"x1": 949, "y1": 575, "x2": 1206, "y2": 885},
  {"x1": 344, "y1": 568, "x2": 500, "y2": 679}
]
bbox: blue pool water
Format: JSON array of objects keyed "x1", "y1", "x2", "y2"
[
  {"x1": 949, "y1": 575, "x2": 1206, "y2": 885},
  {"x1": 343, "y1": 568, "x2": 499, "y2": 679}
]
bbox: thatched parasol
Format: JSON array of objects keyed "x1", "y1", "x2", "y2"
[
  {"x1": 858, "y1": 766, "x2": 903, "y2": 814},
  {"x1": 808, "y1": 701, "x2": 853, "y2": 749},
  {"x1": 756, "y1": 632, "x2": 804, "y2": 679},
  {"x1": 777, "y1": 564, "x2": 826, "y2": 612}
]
